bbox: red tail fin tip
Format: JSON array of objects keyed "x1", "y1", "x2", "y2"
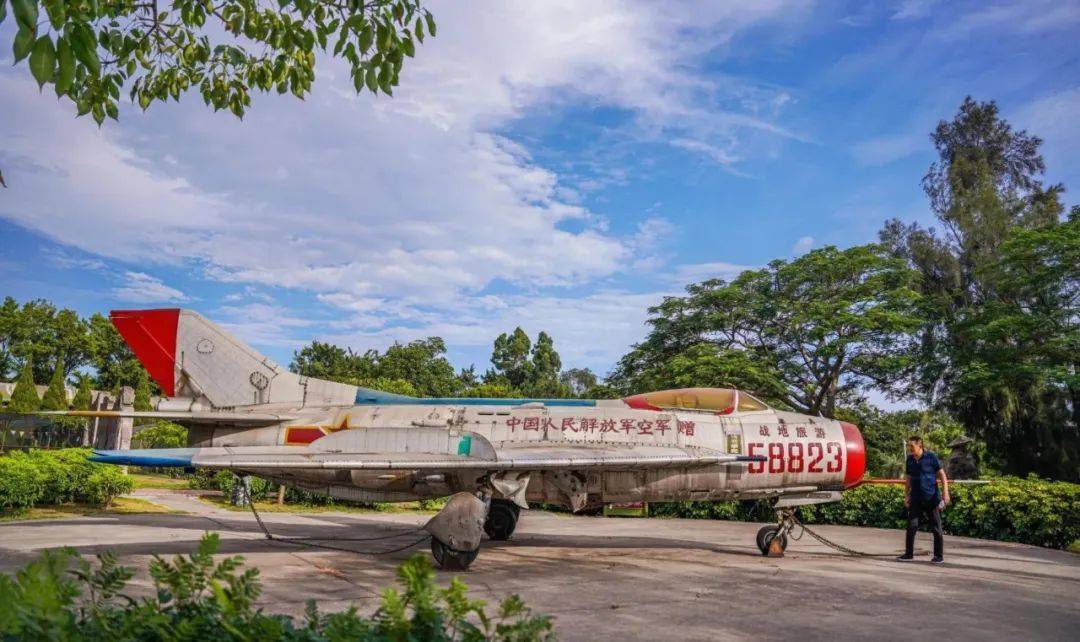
[{"x1": 110, "y1": 309, "x2": 181, "y2": 397}]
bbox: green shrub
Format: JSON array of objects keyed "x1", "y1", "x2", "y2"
[
  {"x1": 0, "y1": 533, "x2": 555, "y2": 641},
  {"x1": 0, "y1": 453, "x2": 46, "y2": 509},
  {"x1": 652, "y1": 476, "x2": 1080, "y2": 550},
  {"x1": 82, "y1": 467, "x2": 134, "y2": 508},
  {"x1": 0, "y1": 449, "x2": 134, "y2": 510}
]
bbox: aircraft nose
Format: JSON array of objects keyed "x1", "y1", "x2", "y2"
[{"x1": 839, "y1": 422, "x2": 866, "y2": 488}]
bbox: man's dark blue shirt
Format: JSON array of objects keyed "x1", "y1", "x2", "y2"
[{"x1": 906, "y1": 451, "x2": 942, "y2": 503}]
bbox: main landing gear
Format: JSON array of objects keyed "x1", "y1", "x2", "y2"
[
  {"x1": 756, "y1": 507, "x2": 795, "y2": 556},
  {"x1": 424, "y1": 493, "x2": 523, "y2": 570},
  {"x1": 427, "y1": 497, "x2": 516, "y2": 566},
  {"x1": 484, "y1": 498, "x2": 520, "y2": 541}
]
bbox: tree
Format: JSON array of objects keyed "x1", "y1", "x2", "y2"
[
  {"x1": 290, "y1": 340, "x2": 375, "y2": 381},
  {"x1": 290, "y1": 336, "x2": 461, "y2": 396},
  {"x1": 610, "y1": 244, "x2": 923, "y2": 416},
  {"x1": 488, "y1": 328, "x2": 570, "y2": 397},
  {"x1": 2, "y1": 0, "x2": 435, "y2": 124},
  {"x1": 87, "y1": 313, "x2": 149, "y2": 390},
  {"x1": 71, "y1": 374, "x2": 93, "y2": 410},
  {"x1": 490, "y1": 328, "x2": 533, "y2": 390},
  {"x1": 133, "y1": 372, "x2": 153, "y2": 411},
  {"x1": 9, "y1": 359, "x2": 40, "y2": 413},
  {"x1": 881, "y1": 97, "x2": 1076, "y2": 479},
  {"x1": 0, "y1": 298, "x2": 91, "y2": 382},
  {"x1": 559, "y1": 368, "x2": 598, "y2": 396},
  {"x1": 40, "y1": 355, "x2": 69, "y2": 411},
  {"x1": 376, "y1": 338, "x2": 459, "y2": 396}
]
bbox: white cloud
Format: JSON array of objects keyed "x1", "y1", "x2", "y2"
[
  {"x1": 670, "y1": 261, "x2": 755, "y2": 285},
  {"x1": 112, "y1": 272, "x2": 188, "y2": 303},
  {"x1": 0, "y1": 1, "x2": 806, "y2": 372},
  {"x1": 892, "y1": 0, "x2": 938, "y2": 21},
  {"x1": 42, "y1": 248, "x2": 107, "y2": 271},
  {"x1": 791, "y1": 235, "x2": 815, "y2": 255},
  {"x1": 1016, "y1": 86, "x2": 1080, "y2": 187},
  {"x1": 852, "y1": 133, "x2": 925, "y2": 166}
]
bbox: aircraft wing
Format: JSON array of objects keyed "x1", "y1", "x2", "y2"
[
  {"x1": 39, "y1": 410, "x2": 295, "y2": 426},
  {"x1": 90, "y1": 427, "x2": 763, "y2": 471}
]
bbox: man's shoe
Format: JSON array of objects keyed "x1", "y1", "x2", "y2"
[
  {"x1": 930, "y1": 556, "x2": 944, "y2": 565},
  {"x1": 896, "y1": 554, "x2": 914, "y2": 561}
]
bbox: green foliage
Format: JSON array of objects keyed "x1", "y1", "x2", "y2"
[
  {"x1": 87, "y1": 312, "x2": 149, "y2": 391},
  {"x1": 133, "y1": 374, "x2": 152, "y2": 412},
  {"x1": 655, "y1": 477, "x2": 1080, "y2": 550},
  {"x1": 0, "y1": 449, "x2": 132, "y2": 510},
  {"x1": 132, "y1": 422, "x2": 188, "y2": 449},
  {"x1": 488, "y1": 328, "x2": 571, "y2": 397},
  {"x1": 9, "y1": 359, "x2": 40, "y2": 413},
  {"x1": 836, "y1": 405, "x2": 985, "y2": 478},
  {"x1": 0, "y1": 532, "x2": 554, "y2": 641},
  {"x1": 0, "y1": 453, "x2": 46, "y2": 509},
  {"x1": 0, "y1": 298, "x2": 91, "y2": 382},
  {"x1": 559, "y1": 367, "x2": 598, "y2": 397},
  {"x1": 610, "y1": 244, "x2": 922, "y2": 416},
  {"x1": 2, "y1": 0, "x2": 435, "y2": 125},
  {"x1": 40, "y1": 355, "x2": 69, "y2": 411},
  {"x1": 71, "y1": 374, "x2": 93, "y2": 410},
  {"x1": 292, "y1": 337, "x2": 464, "y2": 397},
  {"x1": 881, "y1": 97, "x2": 1076, "y2": 481}
]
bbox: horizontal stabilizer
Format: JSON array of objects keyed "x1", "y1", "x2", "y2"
[{"x1": 39, "y1": 410, "x2": 294, "y2": 426}]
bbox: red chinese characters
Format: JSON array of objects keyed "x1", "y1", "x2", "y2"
[
  {"x1": 796, "y1": 426, "x2": 808, "y2": 438},
  {"x1": 778, "y1": 425, "x2": 790, "y2": 438},
  {"x1": 814, "y1": 426, "x2": 826, "y2": 439},
  {"x1": 524, "y1": 417, "x2": 541, "y2": 431},
  {"x1": 759, "y1": 425, "x2": 770, "y2": 437},
  {"x1": 677, "y1": 420, "x2": 695, "y2": 436},
  {"x1": 599, "y1": 419, "x2": 618, "y2": 434},
  {"x1": 561, "y1": 417, "x2": 577, "y2": 432},
  {"x1": 637, "y1": 420, "x2": 653, "y2": 435}
]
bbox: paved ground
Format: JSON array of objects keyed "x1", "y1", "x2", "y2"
[{"x1": 0, "y1": 489, "x2": 1076, "y2": 641}]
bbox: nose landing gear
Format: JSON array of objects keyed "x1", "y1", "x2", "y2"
[{"x1": 756, "y1": 508, "x2": 796, "y2": 556}]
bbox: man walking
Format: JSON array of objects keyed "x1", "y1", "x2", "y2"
[{"x1": 897, "y1": 436, "x2": 950, "y2": 564}]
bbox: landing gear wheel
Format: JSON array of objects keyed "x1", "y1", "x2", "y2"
[
  {"x1": 484, "y1": 499, "x2": 520, "y2": 541},
  {"x1": 756, "y1": 525, "x2": 788, "y2": 555},
  {"x1": 430, "y1": 538, "x2": 479, "y2": 570}
]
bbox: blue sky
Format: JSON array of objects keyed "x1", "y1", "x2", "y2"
[{"x1": 1, "y1": 0, "x2": 1078, "y2": 385}]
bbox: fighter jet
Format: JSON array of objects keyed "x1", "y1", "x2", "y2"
[{"x1": 64, "y1": 309, "x2": 867, "y2": 569}]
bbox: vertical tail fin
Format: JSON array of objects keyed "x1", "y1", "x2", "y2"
[{"x1": 111, "y1": 309, "x2": 356, "y2": 408}]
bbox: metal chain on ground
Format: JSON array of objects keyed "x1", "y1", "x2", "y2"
[
  {"x1": 788, "y1": 512, "x2": 895, "y2": 557},
  {"x1": 245, "y1": 495, "x2": 431, "y2": 555}
]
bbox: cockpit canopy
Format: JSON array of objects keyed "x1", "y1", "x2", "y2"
[{"x1": 623, "y1": 387, "x2": 769, "y2": 414}]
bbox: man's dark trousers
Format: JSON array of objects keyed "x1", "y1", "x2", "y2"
[{"x1": 905, "y1": 499, "x2": 943, "y2": 558}]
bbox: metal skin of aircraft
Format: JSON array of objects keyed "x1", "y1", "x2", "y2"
[{"x1": 62, "y1": 309, "x2": 867, "y2": 569}]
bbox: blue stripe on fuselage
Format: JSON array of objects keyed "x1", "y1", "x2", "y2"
[{"x1": 353, "y1": 387, "x2": 596, "y2": 407}]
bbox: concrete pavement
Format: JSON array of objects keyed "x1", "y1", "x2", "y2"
[{"x1": 0, "y1": 489, "x2": 1076, "y2": 641}]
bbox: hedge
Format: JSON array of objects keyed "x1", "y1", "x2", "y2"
[
  {"x1": 0, "y1": 532, "x2": 555, "y2": 641},
  {"x1": 652, "y1": 476, "x2": 1080, "y2": 550},
  {"x1": 0, "y1": 449, "x2": 134, "y2": 511}
]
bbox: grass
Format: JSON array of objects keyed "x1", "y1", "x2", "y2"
[
  {"x1": 198, "y1": 495, "x2": 445, "y2": 515},
  {"x1": 0, "y1": 496, "x2": 183, "y2": 522},
  {"x1": 1068, "y1": 540, "x2": 1080, "y2": 554},
  {"x1": 128, "y1": 472, "x2": 191, "y2": 490}
]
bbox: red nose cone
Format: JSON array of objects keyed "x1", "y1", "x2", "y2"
[
  {"x1": 110, "y1": 309, "x2": 180, "y2": 397},
  {"x1": 840, "y1": 422, "x2": 866, "y2": 488}
]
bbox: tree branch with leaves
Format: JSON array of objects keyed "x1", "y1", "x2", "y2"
[{"x1": 3, "y1": 0, "x2": 435, "y2": 124}]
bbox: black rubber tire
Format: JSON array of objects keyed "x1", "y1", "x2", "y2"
[
  {"x1": 430, "y1": 538, "x2": 479, "y2": 570},
  {"x1": 758, "y1": 527, "x2": 789, "y2": 556},
  {"x1": 484, "y1": 499, "x2": 519, "y2": 541},
  {"x1": 756, "y1": 525, "x2": 775, "y2": 554}
]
